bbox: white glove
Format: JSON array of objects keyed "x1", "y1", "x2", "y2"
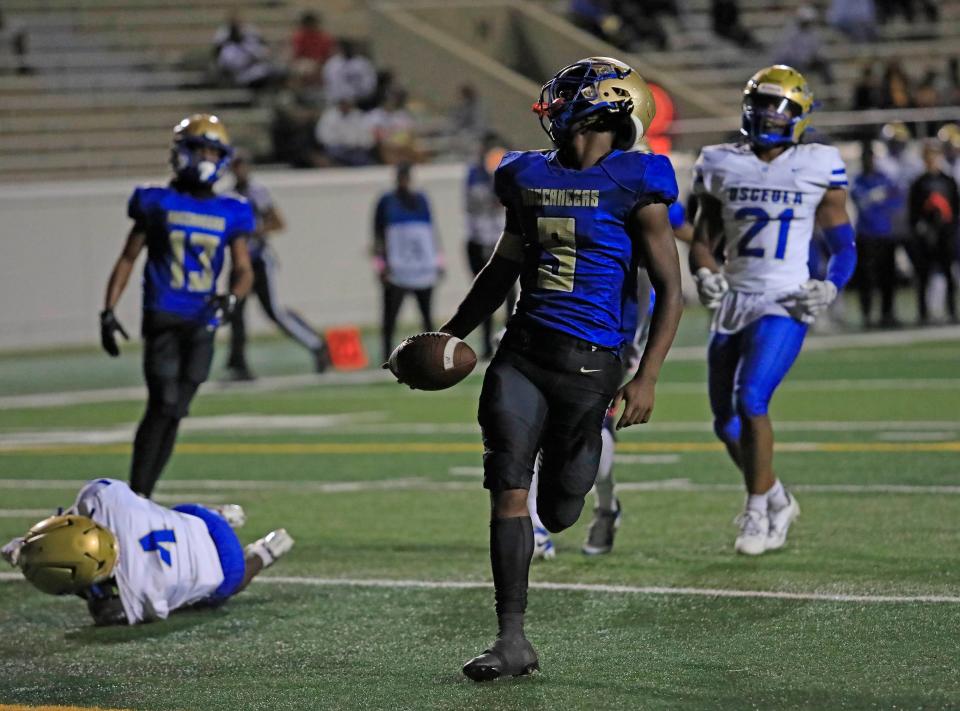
[
  {"x1": 694, "y1": 268, "x2": 729, "y2": 309},
  {"x1": 1, "y1": 537, "x2": 24, "y2": 567},
  {"x1": 778, "y1": 279, "x2": 838, "y2": 324}
]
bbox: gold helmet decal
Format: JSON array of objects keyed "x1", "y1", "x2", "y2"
[
  {"x1": 19, "y1": 514, "x2": 118, "y2": 595},
  {"x1": 534, "y1": 57, "x2": 656, "y2": 149},
  {"x1": 741, "y1": 65, "x2": 814, "y2": 146}
]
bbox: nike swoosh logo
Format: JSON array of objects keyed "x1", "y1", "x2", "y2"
[{"x1": 580, "y1": 367, "x2": 601, "y2": 374}]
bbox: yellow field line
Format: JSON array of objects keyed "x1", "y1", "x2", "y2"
[{"x1": 2, "y1": 441, "x2": 960, "y2": 455}]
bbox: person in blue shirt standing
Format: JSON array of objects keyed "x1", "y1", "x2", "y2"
[
  {"x1": 851, "y1": 147, "x2": 903, "y2": 328},
  {"x1": 372, "y1": 163, "x2": 443, "y2": 363},
  {"x1": 430, "y1": 57, "x2": 683, "y2": 681},
  {"x1": 100, "y1": 114, "x2": 254, "y2": 499}
]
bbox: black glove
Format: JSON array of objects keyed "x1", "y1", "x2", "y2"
[
  {"x1": 99, "y1": 309, "x2": 129, "y2": 357},
  {"x1": 206, "y1": 293, "x2": 239, "y2": 331}
]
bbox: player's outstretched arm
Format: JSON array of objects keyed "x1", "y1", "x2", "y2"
[
  {"x1": 440, "y1": 236, "x2": 522, "y2": 339},
  {"x1": 616, "y1": 202, "x2": 684, "y2": 429},
  {"x1": 100, "y1": 228, "x2": 146, "y2": 357}
]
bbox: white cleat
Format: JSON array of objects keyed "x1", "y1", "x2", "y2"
[
  {"x1": 767, "y1": 492, "x2": 800, "y2": 551},
  {"x1": 532, "y1": 525, "x2": 556, "y2": 560},
  {"x1": 212, "y1": 504, "x2": 246, "y2": 529},
  {"x1": 734, "y1": 509, "x2": 769, "y2": 556},
  {"x1": 245, "y1": 528, "x2": 295, "y2": 568}
]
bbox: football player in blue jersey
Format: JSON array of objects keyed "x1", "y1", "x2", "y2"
[
  {"x1": 100, "y1": 114, "x2": 255, "y2": 499},
  {"x1": 435, "y1": 57, "x2": 684, "y2": 681},
  {"x1": 689, "y1": 66, "x2": 856, "y2": 555}
]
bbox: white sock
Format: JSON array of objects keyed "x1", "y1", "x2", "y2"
[
  {"x1": 245, "y1": 540, "x2": 274, "y2": 568},
  {"x1": 746, "y1": 494, "x2": 768, "y2": 514},
  {"x1": 594, "y1": 424, "x2": 617, "y2": 512},
  {"x1": 527, "y1": 462, "x2": 546, "y2": 531},
  {"x1": 766, "y1": 480, "x2": 789, "y2": 511}
]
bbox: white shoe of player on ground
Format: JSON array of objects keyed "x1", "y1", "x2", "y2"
[
  {"x1": 212, "y1": 504, "x2": 246, "y2": 529},
  {"x1": 734, "y1": 509, "x2": 769, "y2": 556},
  {"x1": 532, "y1": 525, "x2": 556, "y2": 560},
  {"x1": 245, "y1": 528, "x2": 295, "y2": 568},
  {"x1": 767, "y1": 492, "x2": 800, "y2": 551}
]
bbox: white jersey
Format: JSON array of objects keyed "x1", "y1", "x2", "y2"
[
  {"x1": 693, "y1": 142, "x2": 848, "y2": 332},
  {"x1": 72, "y1": 479, "x2": 224, "y2": 624}
]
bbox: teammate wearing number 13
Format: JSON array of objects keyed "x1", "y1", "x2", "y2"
[
  {"x1": 100, "y1": 114, "x2": 254, "y2": 499},
  {"x1": 439, "y1": 57, "x2": 683, "y2": 681},
  {"x1": 690, "y1": 66, "x2": 856, "y2": 556}
]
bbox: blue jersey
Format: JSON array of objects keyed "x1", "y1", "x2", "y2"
[
  {"x1": 851, "y1": 171, "x2": 902, "y2": 239},
  {"x1": 129, "y1": 185, "x2": 255, "y2": 322},
  {"x1": 495, "y1": 149, "x2": 678, "y2": 348}
]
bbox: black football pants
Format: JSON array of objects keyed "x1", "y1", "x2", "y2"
[{"x1": 478, "y1": 322, "x2": 622, "y2": 533}]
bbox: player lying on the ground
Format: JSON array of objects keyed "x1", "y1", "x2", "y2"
[
  {"x1": 689, "y1": 65, "x2": 856, "y2": 556},
  {"x1": 1, "y1": 478, "x2": 293, "y2": 625}
]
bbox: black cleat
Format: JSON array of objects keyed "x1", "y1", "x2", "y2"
[{"x1": 462, "y1": 636, "x2": 539, "y2": 682}]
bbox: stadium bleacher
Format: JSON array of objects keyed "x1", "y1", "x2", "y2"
[{"x1": 1, "y1": 0, "x2": 958, "y2": 180}]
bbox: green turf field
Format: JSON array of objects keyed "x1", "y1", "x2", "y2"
[{"x1": 1, "y1": 323, "x2": 959, "y2": 710}]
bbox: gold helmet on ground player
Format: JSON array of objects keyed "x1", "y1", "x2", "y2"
[
  {"x1": 170, "y1": 113, "x2": 234, "y2": 185},
  {"x1": 741, "y1": 65, "x2": 815, "y2": 148},
  {"x1": 18, "y1": 514, "x2": 118, "y2": 595},
  {"x1": 533, "y1": 57, "x2": 656, "y2": 150}
]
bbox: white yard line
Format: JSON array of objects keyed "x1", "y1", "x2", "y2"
[
  {"x1": 2, "y1": 477, "x2": 960, "y2": 496},
  {"x1": 2, "y1": 419, "x2": 958, "y2": 449},
  {"x1": 1, "y1": 326, "x2": 957, "y2": 410},
  {"x1": 0, "y1": 571, "x2": 955, "y2": 604}
]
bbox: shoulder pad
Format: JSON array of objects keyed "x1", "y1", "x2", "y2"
[
  {"x1": 602, "y1": 151, "x2": 679, "y2": 204},
  {"x1": 494, "y1": 150, "x2": 546, "y2": 205}
]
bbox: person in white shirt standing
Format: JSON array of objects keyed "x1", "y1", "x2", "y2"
[
  {"x1": 689, "y1": 65, "x2": 856, "y2": 556},
  {"x1": 373, "y1": 163, "x2": 444, "y2": 363},
  {"x1": 2, "y1": 479, "x2": 293, "y2": 625}
]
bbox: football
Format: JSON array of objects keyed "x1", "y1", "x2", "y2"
[{"x1": 385, "y1": 332, "x2": 477, "y2": 391}]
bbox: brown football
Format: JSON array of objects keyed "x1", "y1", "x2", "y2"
[{"x1": 386, "y1": 332, "x2": 477, "y2": 391}]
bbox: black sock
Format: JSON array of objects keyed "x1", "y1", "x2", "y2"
[
  {"x1": 151, "y1": 417, "x2": 182, "y2": 486},
  {"x1": 490, "y1": 516, "x2": 533, "y2": 639},
  {"x1": 129, "y1": 408, "x2": 175, "y2": 498}
]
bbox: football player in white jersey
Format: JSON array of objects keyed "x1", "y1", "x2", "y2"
[
  {"x1": 1, "y1": 478, "x2": 293, "y2": 625},
  {"x1": 689, "y1": 65, "x2": 857, "y2": 556}
]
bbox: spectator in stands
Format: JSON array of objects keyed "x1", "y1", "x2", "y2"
[
  {"x1": 912, "y1": 70, "x2": 943, "y2": 138},
  {"x1": 0, "y1": 8, "x2": 29, "y2": 75},
  {"x1": 879, "y1": 60, "x2": 911, "y2": 110},
  {"x1": 876, "y1": 0, "x2": 938, "y2": 24},
  {"x1": 772, "y1": 5, "x2": 833, "y2": 85},
  {"x1": 214, "y1": 12, "x2": 282, "y2": 90},
  {"x1": 852, "y1": 64, "x2": 881, "y2": 110},
  {"x1": 939, "y1": 123, "x2": 960, "y2": 185},
  {"x1": 448, "y1": 83, "x2": 489, "y2": 158},
  {"x1": 908, "y1": 141, "x2": 959, "y2": 323},
  {"x1": 464, "y1": 134, "x2": 515, "y2": 359},
  {"x1": 372, "y1": 164, "x2": 443, "y2": 362},
  {"x1": 315, "y1": 98, "x2": 376, "y2": 167},
  {"x1": 322, "y1": 39, "x2": 378, "y2": 108},
  {"x1": 271, "y1": 74, "x2": 324, "y2": 167},
  {"x1": 289, "y1": 11, "x2": 336, "y2": 86},
  {"x1": 828, "y1": 0, "x2": 877, "y2": 41},
  {"x1": 851, "y1": 147, "x2": 903, "y2": 328},
  {"x1": 711, "y1": 0, "x2": 762, "y2": 50},
  {"x1": 368, "y1": 89, "x2": 423, "y2": 165}
]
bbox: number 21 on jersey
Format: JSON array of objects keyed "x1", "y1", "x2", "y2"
[{"x1": 735, "y1": 207, "x2": 794, "y2": 260}]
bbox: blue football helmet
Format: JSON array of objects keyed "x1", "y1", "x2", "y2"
[
  {"x1": 533, "y1": 57, "x2": 655, "y2": 150},
  {"x1": 170, "y1": 114, "x2": 233, "y2": 185}
]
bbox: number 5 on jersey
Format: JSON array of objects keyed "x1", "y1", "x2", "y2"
[{"x1": 537, "y1": 217, "x2": 577, "y2": 292}]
